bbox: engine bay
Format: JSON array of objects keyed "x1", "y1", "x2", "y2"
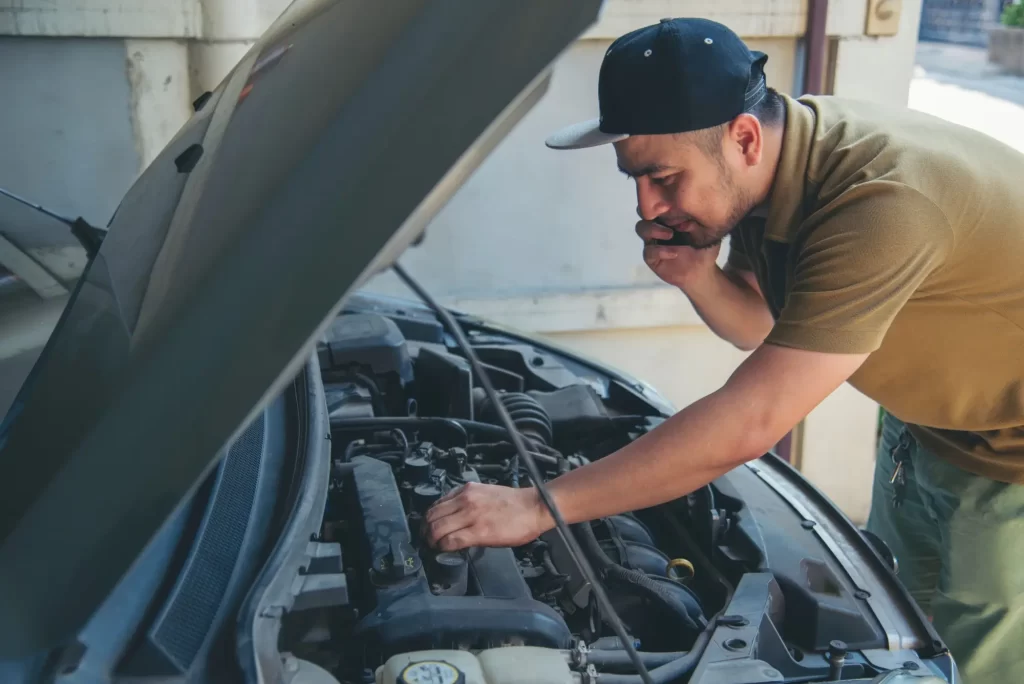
[{"x1": 271, "y1": 297, "x2": 951, "y2": 683}]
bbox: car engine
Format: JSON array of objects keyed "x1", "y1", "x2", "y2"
[
  {"x1": 274, "y1": 310, "x2": 710, "y2": 677},
  {"x1": 271, "y1": 304, "x2": 954, "y2": 684}
]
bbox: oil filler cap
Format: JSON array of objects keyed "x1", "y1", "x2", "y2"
[{"x1": 398, "y1": 660, "x2": 465, "y2": 684}]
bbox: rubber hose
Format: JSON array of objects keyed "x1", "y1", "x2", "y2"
[
  {"x1": 466, "y1": 442, "x2": 561, "y2": 466},
  {"x1": 471, "y1": 465, "x2": 506, "y2": 474},
  {"x1": 502, "y1": 393, "x2": 553, "y2": 445},
  {"x1": 349, "y1": 371, "x2": 386, "y2": 415},
  {"x1": 589, "y1": 522, "x2": 737, "y2": 684},
  {"x1": 542, "y1": 549, "x2": 564, "y2": 578},
  {"x1": 329, "y1": 417, "x2": 473, "y2": 444},
  {"x1": 587, "y1": 650, "x2": 688, "y2": 669},
  {"x1": 331, "y1": 417, "x2": 565, "y2": 447},
  {"x1": 477, "y1": 392, "x2": 553, "y2": 446},
  {"x1": 595, "y1": 630, "x2": 713, "y2": 684},
  {"x1": 577, "y1": 522, "x2": 702, "y2": 633},
  {"x1": 603, "y1": 564, "x2": 701, "y2": 633},
  {"x1": 391, "y1": 428, "x2": 411, "y2": 458}
]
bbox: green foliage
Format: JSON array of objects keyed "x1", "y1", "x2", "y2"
[{"x1": 1003, "y1": 2, "x2": 1024, "y2": 28}]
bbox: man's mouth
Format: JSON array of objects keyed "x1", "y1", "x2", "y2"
[{"x1": 657, "y1": 215, "x2": 705, "y2": 234}]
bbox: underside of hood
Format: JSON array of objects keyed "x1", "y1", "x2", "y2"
[{"x1": 0, "y1": 0, "x2": 603, "y2": 657}]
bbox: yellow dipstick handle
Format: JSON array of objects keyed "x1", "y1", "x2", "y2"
[{"x1": 666, "y1": 558, "x2": 695, "y2": 581}]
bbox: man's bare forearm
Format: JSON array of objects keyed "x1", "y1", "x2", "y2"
[
  {"x1": 536, "y1": 345, "x2": 868, "y2": 529},
  {"x1": 680, "y1": 266, "x2": 773, "y2": 351},
  {"x1": 543, "y1": 383, "x2": 767, "y2": 525},
  {"x1": 420, "y1": 345, "x2": 868, "y2": 552}
]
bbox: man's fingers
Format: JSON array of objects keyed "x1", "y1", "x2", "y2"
[
  {"x1": 437, "y1": 530, "x2": 474, "y2": 552},
  {"x1": 424, "y1": 495, "x2": 462, "y2": 525},
  {"x1": 643, "y1": 245, "x2": 679, "y2": 266},
  {"x1": 434, "y1": 483, "x2": 464, "y2": 505},
  {"x1": 636, "y1": 220, "x2": 673, "y2": 242},
  {"x1": 426, "y1": 510, "x2": 471, "y2": 546}
]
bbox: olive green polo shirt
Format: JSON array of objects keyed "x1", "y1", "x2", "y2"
[{"x1": 727, "y1": 93, "x2": 1024, "y2": 483}]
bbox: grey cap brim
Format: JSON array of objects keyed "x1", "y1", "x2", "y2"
[{"x1": 545, "y1": 118, "x2": 629, "y2": 150}]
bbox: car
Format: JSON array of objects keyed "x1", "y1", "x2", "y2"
[{"x1": 0, "y1": 1, "x2": 958, "y2": 682}]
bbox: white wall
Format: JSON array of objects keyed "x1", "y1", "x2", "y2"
[{"x1": 0, "y1": 0, "x2": 926, "y2": 523}]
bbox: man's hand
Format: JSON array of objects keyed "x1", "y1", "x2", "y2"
[
  {"x1": 637, "y1": 220, "x2": 721, "y2": 290},
  {"x1": 424, "y1": 482, "x2": 553, "y2": 551},
  {"x1": 637, "y1": 219, "x2": 772, "y2": 351}
]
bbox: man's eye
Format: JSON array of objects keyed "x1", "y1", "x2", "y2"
[{"x1": 650, "y1": 175, "x2": 673, "y2": 186}]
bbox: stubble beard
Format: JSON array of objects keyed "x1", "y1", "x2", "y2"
[{"x1": 678, "y1": 175, "x2": 757, "y2": 250}]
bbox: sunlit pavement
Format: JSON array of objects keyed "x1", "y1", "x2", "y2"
[{"x1": 910, "y1": 40, "x2": 1024, "y2": 153}]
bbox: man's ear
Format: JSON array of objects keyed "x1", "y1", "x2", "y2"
[{"x1": 728, "y1": 114, "x2": 763, "y2": 166}]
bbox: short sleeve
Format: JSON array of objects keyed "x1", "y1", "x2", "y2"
[{"x1": 764, "y1": 183, "x2": 953, "y2": 355}]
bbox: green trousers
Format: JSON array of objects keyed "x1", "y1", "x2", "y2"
[{"x1": 867, "y1": 413, "x2": 1024, "y2": 683}]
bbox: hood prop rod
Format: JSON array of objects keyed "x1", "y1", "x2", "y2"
[
  {"x1": 0, "y1": 186, "x2": 106, "y2": 259},
  {"x1": 393, "y1": 262, "x2": 653, "y2": 684}
]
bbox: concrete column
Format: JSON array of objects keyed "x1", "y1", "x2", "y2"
[
  {"x1": 189, "y1": 0, "x2": 258, "y2": 97},
  {"x1": 125, "y1": 40, "x2": 193, "y2": 171},
  {"x1": 199, "y1": 0, "x2": 270, "y2": 39},
  {"x1": 188, "y1": 42, "x2": 253, "y2": 98},
  {"x1": 188, "y1": 0, "x2": 291, "y2": 97},
  {"x1": 121, "y1": 0, "x2": 294, "y2": 171}
]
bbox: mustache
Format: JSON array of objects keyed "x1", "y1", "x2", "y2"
[{"x1": 653, "y1": 214, "x2": 696, "y2": 228}]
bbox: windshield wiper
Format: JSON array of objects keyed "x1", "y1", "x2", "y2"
[{"x1": 0, "y1": 186, "x2": 107, "y2": 259}]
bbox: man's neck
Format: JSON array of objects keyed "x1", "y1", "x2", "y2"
[
  {"x1": 761, "y1": 122, "x2": 785, "y2": 194},
  {"x1": 748, "y1": 119, "x2": 786, "y2": 220}
]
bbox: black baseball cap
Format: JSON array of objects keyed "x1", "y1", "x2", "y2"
[{"x1": 546, "y1": 18, "x2": 769, "y2": 150}]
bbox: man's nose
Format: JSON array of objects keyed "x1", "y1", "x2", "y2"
[{"x1": 636, "y1": 180, "x2": 670, "y2": 222}]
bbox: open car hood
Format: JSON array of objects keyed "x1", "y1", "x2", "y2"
[{"x1": 0, "y1": 0, "x2": 604, "y2": 656}]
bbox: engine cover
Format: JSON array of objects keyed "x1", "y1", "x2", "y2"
[{"x1": 346, "y1": 456, "x2": 571, "y2": 658}]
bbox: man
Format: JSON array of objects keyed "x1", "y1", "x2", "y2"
[{"x1": 425, "y1": 17, "x2": 1024, "y2": 681}]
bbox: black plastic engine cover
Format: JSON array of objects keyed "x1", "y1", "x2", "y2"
[
  {"x1": 319, "y1": 314, "x2": 414, "y2": 416},
  {"x1": 320, "y1": 314, "x2": 413, "y2": 381},
  {"x1": 346, "y1": 457, "x2": 570, "y2": 657},
  {"x1": 414, "y1": 347, "x2": 474, "y2": 420},
  {"x1": 472, "y1": 345, "x2": 580, "y2": 391}
]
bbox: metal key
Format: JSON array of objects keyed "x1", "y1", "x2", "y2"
[
  {"x1": 889, "y1": 435, "x2": 910, "y2": 508},
  {"x1": 890, "y1": 460, "x2": 905, "y2": 485}
]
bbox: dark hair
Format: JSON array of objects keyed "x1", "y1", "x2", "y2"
[
  {"x1": 746, "y1": 86, "x2": 784, "y2": 127},
  {"x1": 688, "y1": 72, "x2": 783, "y2": 160}
]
